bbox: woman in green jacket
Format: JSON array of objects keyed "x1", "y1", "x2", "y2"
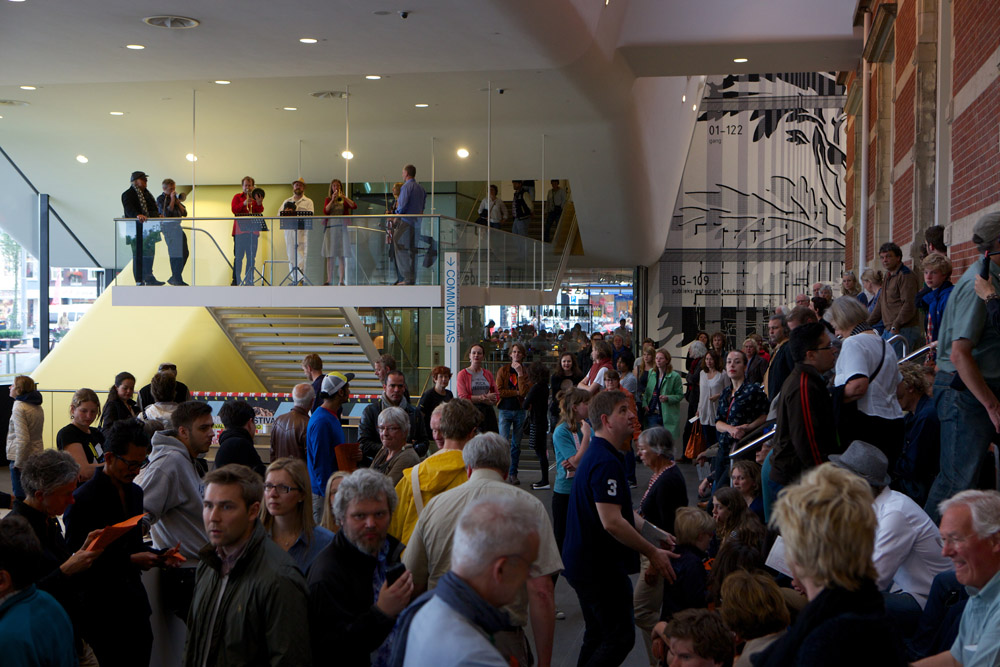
[{"x1": 641, "y1": 348, "x2": 684, "y2": 442}]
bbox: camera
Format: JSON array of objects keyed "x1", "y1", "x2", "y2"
[
  {"x1": 399, "y1": 11, "x2": 408, "y2": 18},
  {"x1": 497, "y1": 88, "x2": 505, "y2": 94}
]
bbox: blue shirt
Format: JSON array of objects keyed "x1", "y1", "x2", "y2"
[
  {"x1": 287, "y1": 525, "x2": 335, "y2": 576},
  {"x1": 0, "y1": 585, "x2": 77, "y2": 667},
  {"x1": 306, "y1": 407, "x2": 343, "y2": 495},
  {"x1": 562, "y1": 435, "x2": 639, "y2": 583},
  {"x1": 396, "y1": 178, "x2": 426, "y2": 220},
  {"x1": 551, "y1": 423, "x2": 579, "y2": 495},
  {"x1": 952, "y1": 569, "x2": 1000, "y2": 667}
]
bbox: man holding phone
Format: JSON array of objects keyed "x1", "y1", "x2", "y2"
[{"x1": 308, "y1": 469, "x2": 413, "y2": 665}]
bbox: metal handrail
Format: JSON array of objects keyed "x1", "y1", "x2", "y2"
[
  {"x1": 885, "y1": 333, "x2": 908, "y2": 358},
  {"x1": 729, "y1": 340, "x2": 938, "y2": 458},
  {"x1": 179, "y1": 225, "x2": 234, "y2": 271}
]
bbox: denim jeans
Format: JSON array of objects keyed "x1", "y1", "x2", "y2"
[
  {"x1": 924, "y1": 370, "x2": 1000, "y2": 522},
  {"x1": 883, "y1": 326, "x2": 922, "y2": 359},
  {"x1": 499, "y1": 409, "x2": 527, "y2": 477},
  {"x1": 9, "y1": 465, "x2": 25, "y2": 500}
]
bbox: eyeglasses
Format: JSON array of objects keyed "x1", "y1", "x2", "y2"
[
  {"x1": 264, "y1": 483, "x2": 301, "y2": 495},
  {"x1": 114, "y1": 456, "x2": 150, "y2": 471}
]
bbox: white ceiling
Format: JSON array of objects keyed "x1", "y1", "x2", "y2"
[{"x1": 0, "y1": 0, "x2": 860, "y2": 268}]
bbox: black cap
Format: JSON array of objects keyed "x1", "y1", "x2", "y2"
[{"x1": 130, "y1": 171, "x2": 149, "y2": 181}]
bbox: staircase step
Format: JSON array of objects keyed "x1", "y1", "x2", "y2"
[
  {"x1": 237, "y1": 337, "x2": 361, "y2": 345},
  {"x1": 247, "y1": 352, "x2": 367, "y2": 361},
  {"x1": 231, "y1": 327, "x2": 355, "y2": 335}
]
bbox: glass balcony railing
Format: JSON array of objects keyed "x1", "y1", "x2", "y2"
[{"x1": 113, "y1": 214, "x2": 567, "y2": 291}]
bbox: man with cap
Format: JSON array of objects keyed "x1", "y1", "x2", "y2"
[
  {"x1": 924, "y1": 211, "x2": 1000, "y2": 523},
  {"x1": 121, "y1": 170, "x2": 164, "y2": 286},
  {"x1": 279, "y1": 178, "x2": 315, "y2": 284},
  {"x1": 830, "y1": 440, "x2": 952, "y2": 635},
  {"x1": 306, "y1": 371, "x2": 354, "y2": 523}
]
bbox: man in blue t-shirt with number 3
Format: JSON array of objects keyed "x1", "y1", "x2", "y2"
[{"x1": 562, "y1": 389, "x2": 678, "y2": 667}]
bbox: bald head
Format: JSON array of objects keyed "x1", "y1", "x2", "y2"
[{"x1": 292, "y1": 383, "x2": 315, "y2": 409}]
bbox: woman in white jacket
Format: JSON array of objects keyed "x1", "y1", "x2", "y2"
[{"x1": 6, "y1": 374, "x2": 44, "y2": 500}]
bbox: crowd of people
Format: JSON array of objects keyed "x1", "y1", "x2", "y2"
[{"x1": 5, "y1": 212, "x2": 1000, "y2": 666}]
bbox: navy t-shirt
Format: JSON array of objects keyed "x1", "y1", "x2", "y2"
[{"x1": 562, "y1": 435, "x2": 640, "y2": 583}]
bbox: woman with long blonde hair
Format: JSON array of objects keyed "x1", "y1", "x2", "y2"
[
  {"x1": 551, "y1": 388, "x2": 592, "y2": 553},
  {"x1": 261, "y1": 457, "x2": 334, "y2": 574}
]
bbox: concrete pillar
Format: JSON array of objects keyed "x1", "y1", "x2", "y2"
[
  {"x1": 873, "y1": 61, "x2": 894, "y2": 250},
  {"x1": 910, "y1": 0, "x2": 938, "y2": 257}
]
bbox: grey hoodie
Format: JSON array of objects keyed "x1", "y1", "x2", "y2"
[{"x1": 136, "y1": 430, "x2": 207, "y2": 564}]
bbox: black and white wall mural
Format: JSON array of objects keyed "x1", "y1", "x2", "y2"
[{"x1": 651, "y1": 72, "x2": 847, "y2": 354}]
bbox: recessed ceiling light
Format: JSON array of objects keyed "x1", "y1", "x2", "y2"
[
  {"x1": 366, "y1": 75, "x2": 382, "y2": 80},
  {"x1": 9, "y1": 0, "x2": 27, "y2": 3},
  {"x1": 143, "y1": 15, "x2": 200, "y2": 29},
  {"x1": 456, "y1": 148, "x2": 469, "y2": 159},
  {"x1": 19, "y1": 86, "x2": 36, "y2": 90},
  {"x1": 109, "y1": 111, "x2": 124, "y2": 116},
  {"x1": 414, "y1": 103, "x2": 429, "y2": 108},
  {"x1": 76, "y1": 155, "x2": 89, "y2": 164},
  {"x1": 0, "y1": 116, "x2": 4, "y2": 119},
  {"x1": 341, "y1": 151, "x2": 354, "y2": 160},
  {"x1": 692, "y1": 104, "x2": 697, "y2": 111},
  {"x1": 733, "y1": 57, "x2": 748, "y2": 63},
  {"x1": 681, "y1": 94, "x2": 686, "y2": 103},
  {"x1": 186, "y1": 153, "x2": 198, "y2": 162},
  {"x1": 214, "y1": 80, "x2": 231, "y2": 85},
  {"x1": 299, "y1": 38, "x2": 317, "y2": 44},
  {"x1": 126, "y1": 44, "x2": 145, "y2": 50},
  {"x1": 283, "y1": 107, "x2": 298, "y2": 111}
]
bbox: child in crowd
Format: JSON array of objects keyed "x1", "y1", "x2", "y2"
[
  {"x1": 659, "y1": 507, "x2": 715, "y2": 621},
  {"x1": 920, "y1": 253, "x2": 953, "y2": 362}
]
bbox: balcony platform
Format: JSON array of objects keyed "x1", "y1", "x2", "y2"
[{"x1": 111, "y1": 285, "x2": 557, "y2": 308}]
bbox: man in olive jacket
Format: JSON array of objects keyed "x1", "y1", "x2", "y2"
[{"x1": 184, "y1": 465, "x2": 309, "y2": 667}]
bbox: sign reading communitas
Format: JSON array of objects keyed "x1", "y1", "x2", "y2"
[{"x1": 444, "y1": 252, "x2": 459, "y2": 394}]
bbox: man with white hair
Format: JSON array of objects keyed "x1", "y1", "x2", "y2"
[
  {"x1": 914, "y1": 490, "x2": 1000, "y2": 667},
  {"x1": 270, "y1": 383, "x2": 314, "y2": 462},
  {"x1": 404, "y1": 433, "x2": 562, "y2": 666},
  {"x1": 392, "y1": 496, "x2": 541, "y2": 666}
]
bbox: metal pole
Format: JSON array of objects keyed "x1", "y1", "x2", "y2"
[
  {"x1": 39, "y1": 194, "x2": 50, "y2": 361},
  {"x1": 541, "y1": 133, "x2": 545, "y2": 290},
  {"x1": 859, "y1": 10, "x2": 871, "y2": 271},
  {"x1": 431, "y1": 136, "x2": 436, "y2": 215},
  {"x1": 191, "y1": 88, "x2": 197, "y2": 285},
  {"x1": 345, "y1": 85, "x2": 350, "y2": 187},
  {"x1": 487, "y1": 81, "x2": 491, "y2": 289}
]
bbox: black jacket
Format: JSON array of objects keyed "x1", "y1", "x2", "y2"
[
  {"x1": 307, "y1": 530, "x2": 404, "y2": 666},
  {"x1": 121, "y1": 186, "x2": 159, "y2": 219},
  {"x1": 214, "y1": 427, "x2": 265, "y2": 476},
  {"x1": 771, "y1": 364, "x2": 838, "y2": 486},
  {"x1": 753, "y1": 580, "x2": 907, "y2": 666},
  {"x1": 63, "y1": 468, "x2": 152, "y2": 632}
]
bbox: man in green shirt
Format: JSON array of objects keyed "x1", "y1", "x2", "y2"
[{"x1": 924, "y1": 212, "x2": 1000, "y2": 523}]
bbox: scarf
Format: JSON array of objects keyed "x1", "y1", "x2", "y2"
[
  {"x1": 15, "y1": 390, "x2": 43, "y2": 406},
  {"x1": 850, "y1": 322, "x2": 873, "y2": 337},
  {"x1": 380, "y1": 570, "x2": 516, "y2": 667},
  {"x1": 133, "y1": 185, "x2": 150, "y2": 217},
  {"x1": 585, "y1": 358, "x2": 613, "y2": 385}
]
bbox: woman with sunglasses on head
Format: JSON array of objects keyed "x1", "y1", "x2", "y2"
[{"x1": 261, "y1": 457, "x2": 334, "y2": 575}]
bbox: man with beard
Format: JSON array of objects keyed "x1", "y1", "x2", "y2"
[{"x1": 308, "y1": 469, "x2": 414, "y2": 665}]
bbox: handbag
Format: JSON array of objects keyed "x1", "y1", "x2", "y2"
[{"x1": 685, "y1": 421, "x2": 705, "y2": 460}]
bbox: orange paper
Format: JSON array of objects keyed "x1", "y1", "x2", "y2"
[{"x1": 86, "y1": 513, "x2": 145, "y2": 552}]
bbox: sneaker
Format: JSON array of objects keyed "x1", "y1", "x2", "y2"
[
  {"x1": 509, "y1": 475, "x2": 520, "y2": 486},
  {"x1": 555, "y1": 610, "x2": 566, "y2": 620},
  {"x1": 531, "y1": 481, "x2": 551, "y2": 490}
]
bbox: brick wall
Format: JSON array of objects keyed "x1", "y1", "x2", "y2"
[
  {"x1": 894, "y1": 165, "x2": 915, "y2": 249},
  {"x1": 953, "y1": 0, "x2": 1000, "y2": 92},
  {"x1": 895, "y1": 0, "x2": 916, "y2": 78},
  {"x1": 894, "y1": 74, "x2": 915, "y2": 166},
  {"x1": 950, "y1": 78, "x2": 1000, "y2": 223}
]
